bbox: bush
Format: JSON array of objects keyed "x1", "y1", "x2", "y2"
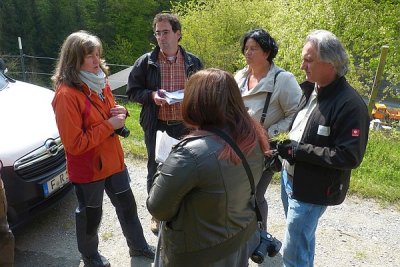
[
  {"x1": 351, "y1": 129, "x2": 400, "y2": 207},
  {"x1": 172, "y1": 0, "x2": 400, "y2": 98}
]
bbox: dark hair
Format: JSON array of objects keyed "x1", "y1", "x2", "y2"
[
  {"x1": 153, "y1": 13, "x2": 182, "y2": 41},
  {"x1": 241, "y1": 29, "x2": 278, "y2": 63},
  {"x1": 182, "y1": 68, "x2": 269, "y2": 164}
]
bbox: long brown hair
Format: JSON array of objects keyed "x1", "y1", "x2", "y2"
[
  {"x1": 182, "y1": 68, "x2": 269, "y2": 164},
  {"x1": 52, "y1": 30, "x2": 109, "y2": 90}
]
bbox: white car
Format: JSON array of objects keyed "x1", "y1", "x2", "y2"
[{"x1": 0, "y1": 60, "x2": 71, "y2": 228}]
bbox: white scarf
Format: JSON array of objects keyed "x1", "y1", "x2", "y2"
[{"x1": 79, "y1": 70, "x2": 106, "y2": 94}]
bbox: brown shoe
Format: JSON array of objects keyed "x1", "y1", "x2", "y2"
[{"x1": 150, "y1": 216, "x2": 159, "y2": 236}]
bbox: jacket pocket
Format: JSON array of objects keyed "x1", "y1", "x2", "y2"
[
  {"x1": 325, "y1": 170, "x2": 349, "y2": 205},
  {"x1": 67, "y1": 149, "x2": 95, "y2": 181},
  {"x1": 162, "y1": 224, "x2": 186, "y2": 254}
]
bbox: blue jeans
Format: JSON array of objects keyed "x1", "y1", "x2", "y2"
[{"x1": 281, "y1": 170, "x2": 327, "y2": 267}]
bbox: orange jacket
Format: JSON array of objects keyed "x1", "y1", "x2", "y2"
[{"x1": 52, "y1": 83, "x2": 125, "y2": 183}]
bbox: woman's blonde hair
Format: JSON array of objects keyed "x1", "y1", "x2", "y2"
[{"x1": 52, "y1": 30, "x2": 108, "y2": 89}]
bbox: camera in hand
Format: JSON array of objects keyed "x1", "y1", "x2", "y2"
[
  {"x1": 115, "y1": 126, "x2": 130, "y2": 138},
  {"x1": 251, "y1": 230, "x2": 282, "y2": 263},
  {"x1": 264, "y1": 151, "x2": 282, "y2": 172}
]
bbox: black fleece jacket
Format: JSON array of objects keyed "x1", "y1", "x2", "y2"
[{"x1": 292, "y1": 77, "x2": 370, "y2": 205}]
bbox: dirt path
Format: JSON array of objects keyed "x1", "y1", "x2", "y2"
[{"x1": 14, "y1": 158, "x2": 400, "y2": 267}]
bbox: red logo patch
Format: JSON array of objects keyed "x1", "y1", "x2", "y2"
[{"x1": 352, "y1": 129, "x2": 360, "y2": 137}]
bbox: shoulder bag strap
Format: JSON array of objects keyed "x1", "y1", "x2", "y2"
[
  {"x1": 260, "y1": 70, "x2": 284, "y2": 124},
  {"x1": 205, "y1": 127, "x2": 262, "y2": 221},
  {"x1": 82, "y1": 91, "x2": 109, "y2": 120}
]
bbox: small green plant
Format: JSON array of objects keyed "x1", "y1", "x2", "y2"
[
  {"x1": 271, "y1": 132, "x2": 290, "y2": 143},
  {"x1": 101, "y1": 231, "x2": 113, "y2": 241},
  {"x1": 354, "y1": 250, "x2": 367, "y2": 260},
  {"x1": 61, "y1": 218, "x2": 74, "y2": 231}
]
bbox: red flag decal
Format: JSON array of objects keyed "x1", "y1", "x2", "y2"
[{"x1": 352, "y1": 129, "x2": 360, "y2": 137}]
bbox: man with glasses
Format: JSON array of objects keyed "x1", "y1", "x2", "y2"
[{"x1": 126, "y1": 13, "x2": 203, "y2": 235}]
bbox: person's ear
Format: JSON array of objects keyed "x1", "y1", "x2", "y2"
[{"x1": 264, "y1": 51, "x2": 270, "y2": 61}]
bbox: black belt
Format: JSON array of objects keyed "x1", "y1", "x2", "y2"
[{"x1": 159, "y1": 120, "x2": 183, "y2": 126}]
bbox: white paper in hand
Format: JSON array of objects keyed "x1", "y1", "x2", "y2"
[
  {"x1": 163, "y1": 89, "x2": 184, "y2": 104},
  {"x1": 155, "y1": 131, "x2": 180, "y2": 163}
]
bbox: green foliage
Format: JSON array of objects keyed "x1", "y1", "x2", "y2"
[
  {"x1": 2, "y1": 0, "x2": 398, "y2": 98},
  {"x1": 351, "y1": 130, "x2": 400, "y2": 208},
  {"x1": 172, "y1": 0, "x2": 400, "y2": 99},
  {"x1": 90, "y1": 0, "x2": 160, "y2": 65},
  {"x1": 173, "y1": 0, "x2": 268, "y2": 71},
  {"x1": 271, "y1": 132, "x2": 290, "y2": 143},
  {"x1": 0, "y1": 0, "x2": 176, "y2": 85}
]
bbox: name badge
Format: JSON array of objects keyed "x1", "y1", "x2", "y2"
[{"x1": 317, "y1": 125, "x2": 331, "y2": 136}]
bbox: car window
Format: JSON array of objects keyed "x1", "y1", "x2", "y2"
[{"x1": 0, "y1": 72, "x2": 8, "y2": 91}]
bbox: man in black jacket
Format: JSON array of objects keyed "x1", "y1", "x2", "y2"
[
  {"x1": 126, "y1": 13, "x2": 203, "y2": 235},
  {"x1": 277, "y1": 30, "x2": 370, "y2": 267}
]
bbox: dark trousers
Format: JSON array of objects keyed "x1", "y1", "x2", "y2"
[
  {"x1": 144, "y1": 120, "x2": 189, "y2": 193},
  {"x1": 0, "y1": 178, "x2": 14, "y2": 266},
  {"x1": 256, "y1": 168, "x2": 274, "y2": 230},
  {"x1": 74, "y1": 168, "x2": 147, "y2": 256}
]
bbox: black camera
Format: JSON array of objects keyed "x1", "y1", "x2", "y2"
[
  {"x1": 264, "y1": 150, "x2": 282, "y2": 172},
  {"x1": 115, "y1": 126, "x2": 130, "y2": 138},
  {"x1": 251, "y1": 230, "x2": 282, "y2": 263}
]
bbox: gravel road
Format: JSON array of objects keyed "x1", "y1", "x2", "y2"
[{"x1": 14, "y1": 158, "x2": 400, "y2": 267}]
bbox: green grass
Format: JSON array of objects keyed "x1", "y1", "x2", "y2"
[
  {"x1": 118, "y1": 100, "x2": 147, "y2": 159},
  {"x1": 350, "y1": 130, "x2": 400, "y2": 209},
  {"x1": 118, "y1": 100, "x2": 400, "y2": 208}
]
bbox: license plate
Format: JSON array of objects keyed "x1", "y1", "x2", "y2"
[{"x1": 43, "y1": 169, "x2": 69, "y2": 198}]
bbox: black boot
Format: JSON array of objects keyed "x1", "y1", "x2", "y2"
[
  {"x1": 107, "y1": 189, "x2": 148, "y2": 250},
  {"x1": 75, "y1": 206, "x2": 103, "y2": 257},
  {"x1": 82, "y1": 252, "x2": 110, "y2": 267},
  {"x1": 129, "y1": 244, "x2": 156, "y2": 259}
]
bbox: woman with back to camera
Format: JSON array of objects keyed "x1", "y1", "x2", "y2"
[
  {"x1": 147, "y1": 68, "x2": 270, "y2": 266},
  {"x1": 235, "y1": 28, "x2": 302, "y2": 231},
  {"x1": 52, "y1": 30, "x2": 154, "y2": 267}
]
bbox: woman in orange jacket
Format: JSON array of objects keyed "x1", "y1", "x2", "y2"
[{"x1": 52, "y1": 31, "x2": 154, "y2": 267}]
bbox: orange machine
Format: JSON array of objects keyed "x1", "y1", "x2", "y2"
[{"x1": 372, "y1": 103, "x2": 400, "y2": 122}]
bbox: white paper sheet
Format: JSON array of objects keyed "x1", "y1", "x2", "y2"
[{"x1": 163, "y1": 89, "x2": 184, "y2": 104}]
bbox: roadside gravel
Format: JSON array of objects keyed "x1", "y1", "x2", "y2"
[{"x1": 14, "y1": 158, "x2": 400, "y2": 267}]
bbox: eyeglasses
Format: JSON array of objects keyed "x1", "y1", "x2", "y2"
[{"x1": 154, "y1": 30, "x2": 171, "y2": 38}]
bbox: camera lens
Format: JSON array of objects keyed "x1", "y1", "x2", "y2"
[
  {"x1": 251, "y1": 230, "x2": 282, "y2": 264},
  {"x1": 250, "y1": 253, "x2": 264, "y2": 264},
  {"x1": 115, "y1": 126, "x2": 130, "y2": 138}
]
